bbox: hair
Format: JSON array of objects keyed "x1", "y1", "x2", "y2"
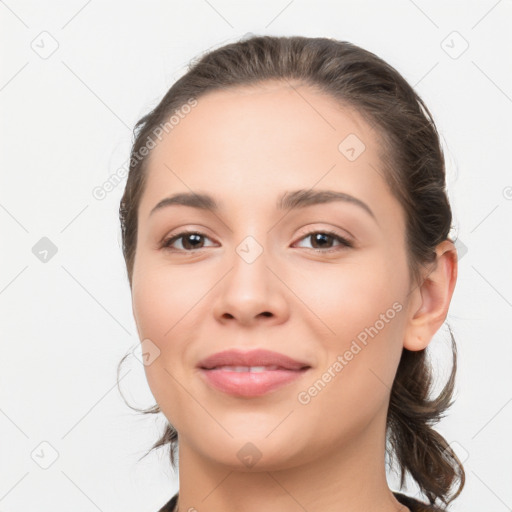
[{"x1": 117, "y1": 35, "x2": 465, "y2": 509}]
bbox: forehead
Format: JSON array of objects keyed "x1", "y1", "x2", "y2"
[{"x1": 138, "y1": 81, "x2": 400, "y2": 224}]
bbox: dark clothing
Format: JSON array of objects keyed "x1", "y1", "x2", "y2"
[{"x1": 157, "y1": 491, "x2": 443, "y2": 512}]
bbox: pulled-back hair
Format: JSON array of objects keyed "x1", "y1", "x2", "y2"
[{"x1": 118, "y1": 35, "x2": 465, "y2": 509}]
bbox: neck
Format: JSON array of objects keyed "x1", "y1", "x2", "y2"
[{"x1": 173, "y1": 407, "x2": 408, "y2": 512}]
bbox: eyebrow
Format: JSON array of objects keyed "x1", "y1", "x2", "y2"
[{"x1": 149, "y1": 189, "x2": 376, "y2": 221}]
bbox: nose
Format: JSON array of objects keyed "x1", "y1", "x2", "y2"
[{"x1": 212, "y1": 243, "x2": 290, "y2": 327}]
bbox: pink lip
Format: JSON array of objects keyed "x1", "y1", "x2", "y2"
[
  {"x1": 197, "y1": 348, "x2": 311, "y2": 370},
  {"x1": 197, "y1": 349, "x2": 311, "y2": 397}
]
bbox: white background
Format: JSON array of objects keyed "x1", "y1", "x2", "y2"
[{"x1": 1, "y1": 1, "x2": 511, "y2": 511}]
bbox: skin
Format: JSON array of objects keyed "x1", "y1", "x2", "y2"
[{"x1": 130, "y1": 81, "x2": 457, "y2": 512}]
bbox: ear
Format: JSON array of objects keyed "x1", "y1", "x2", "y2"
[{"x1": 403, "y1": 239, "x2": 458, "y2": 351}]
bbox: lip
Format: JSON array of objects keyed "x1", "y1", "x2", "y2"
[
  {"x1": 197, "y1": 349, "x2": 312, "y2": 397},
  {"x1": 197, "y1": 348, "x2": 311, "y2": 371}
]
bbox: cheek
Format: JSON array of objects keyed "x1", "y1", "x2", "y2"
[
  {"x1": 290, "y1": 257, "x2": 406, "y2": 419},
  {"x1": 131, "y1": 256, "x2": 210, "y2": 343},
  {"x1": 131, "y1": 257, "x2": 213, "y2": 414},
  {"x1": 289, "y1": 255, "x2": 400, "y2": 341}
]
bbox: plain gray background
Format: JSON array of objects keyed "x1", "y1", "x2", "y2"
[{"x1": 1, "y1": 1, "x2": 511, "y2": 510}]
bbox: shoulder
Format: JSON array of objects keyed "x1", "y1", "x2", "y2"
[
  {"x1": 159, "y1": 491, "x2": 448, "y2": 512},
  {"x1": 157, "y1": 492, "x2": 178, "y2": 512}
]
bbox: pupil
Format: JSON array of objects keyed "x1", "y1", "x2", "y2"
[
  {"x1": 181, "y1": 233, "x2": 334, "y2": 250},
  {"x1": 313, "y1": 233, "x2": 330, "y2": 248},
  {"x1": 184, "y1": 234, "x2": 203, "y2": 249}
]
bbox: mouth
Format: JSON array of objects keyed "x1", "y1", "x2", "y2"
[
  {"x1": 204, "y1": 365, "x2": 292, "y2": 372},
  {"x1": 197, "y1": 348, "x2": 311, "y2": 371},
  {"x1": 198, "y1": 366, "x2": 311, "y2": 397},
  {"x1": 196, "y1": 349, "x2": 312, "y2": 397}
]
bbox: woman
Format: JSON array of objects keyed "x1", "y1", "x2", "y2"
[{"x1": 118, "y1": 35, "x2": 465, "y2": 512}]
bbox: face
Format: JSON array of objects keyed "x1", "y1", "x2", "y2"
[{"x1": 131, "y1": 81, "x2": 413, "y2": 470}]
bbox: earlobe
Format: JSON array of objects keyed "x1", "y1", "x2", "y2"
[{"x1": 403, "y1": 240, "x2": 458, "y2": 352}]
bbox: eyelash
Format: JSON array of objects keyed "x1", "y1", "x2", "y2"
[{"x1": 161, "y1": 229, "x2": 353, "y2": 254}]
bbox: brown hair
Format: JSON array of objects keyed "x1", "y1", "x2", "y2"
[{"x1": 117, "y1": 35, "x2": 465, "y2": 508}]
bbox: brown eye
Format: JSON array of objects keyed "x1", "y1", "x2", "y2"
[
  {"x1": 295, "y1": 231, "x2": 353, "y2": 252},
  {"x1": 162, "y1": 231, "x2": 215, "y2": 251}
]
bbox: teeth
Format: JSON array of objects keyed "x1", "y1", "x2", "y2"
[{"x1": 215, "y1": 365, "x2": 281, "y2": 372}]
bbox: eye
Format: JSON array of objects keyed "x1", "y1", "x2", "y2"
[
  {"x1": 293, "y1": 230, "x2": 353, "y2": 252},
  {"x1": 161, "y1": 231, "x2": 217, "y2": 252},
  {"x1": 161, "y1": 229, "x2": 353, "y2": 254}
]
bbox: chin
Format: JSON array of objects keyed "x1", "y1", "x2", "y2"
[{"x1": 194, "y1": 432, "x2": 310, "y2": 472}]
